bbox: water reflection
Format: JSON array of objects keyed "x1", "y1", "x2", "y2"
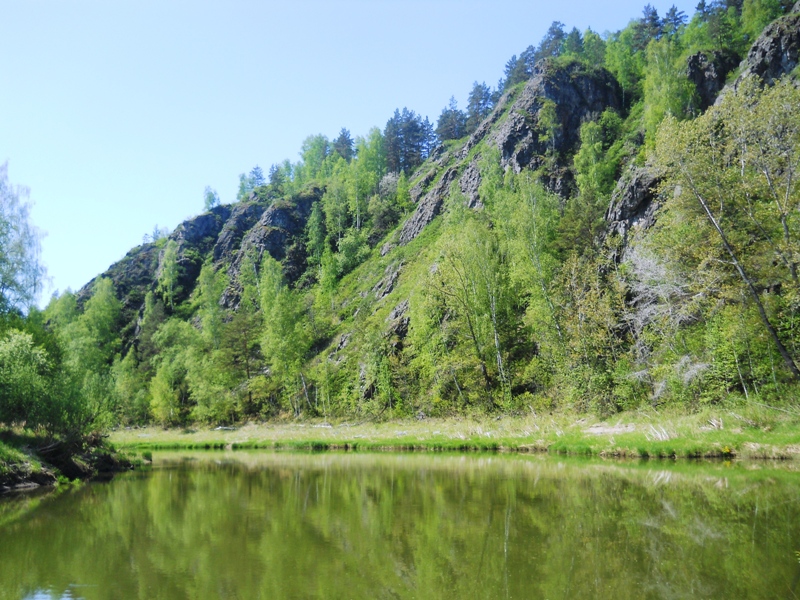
[{"x1": 1, "y1": 452, "x2": 799, "y2": 599}]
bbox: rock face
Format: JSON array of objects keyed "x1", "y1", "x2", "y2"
[
  {"x1": 729, "y1": 11, "x2": 800, "y2": 90},
  {"x1": 213, "y1": 202, "x2": 267, "y2": 262},
  {"x1": 687, "y1": 50, "x2": 740, "y2": 111},
  {"x1": 81, "y1": 191, "x2": 321, "y2": 342},
  {"x1": 385, "y1": 298, "x2": 410, "y2": 351},
  {"x1": 168, "y1": 205, "x2": 233, "y2": 304},
  {"x1": 605, "y1": 167, "x2": 661, "y2": 245},
  {"x1": 399, "y1": 166, "x2": 460, "y2": 244},
  {"x1": 172, "y1": 205, "x2": 232, "y2": 252},
  {"x1": 398, "y1": 60, "x2": 622, "y2": 245},
  {"x1": 490, "y1": 60, "x2": 622, "y2": 176},
  {"x1": 221, "y1": 188, "x2": 321, "y2": 307},
  {"x1": 373, "y1": 262, "x2": 403, "y2": 300},
  {"x1": 458, "y1": 158, "x2": 484, "y2": 209}
]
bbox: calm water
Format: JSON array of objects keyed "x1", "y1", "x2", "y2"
[{"x1": 1, "y1": 451, "x2": 799, "y2": 599}]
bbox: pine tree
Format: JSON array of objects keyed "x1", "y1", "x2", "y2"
[
  {"x1": 249, "y1": 165, "x2": 265, "y2": 187},
  {"x1": 435, "y1": 97, "x2": 467, "y2": 143},
  {"x1": 466, "y1": 82, "x2": 494, "y2": 135},
  {"x1": 333, "y1": 128, "x2": 354, "y2": 162},
  {"x1": 535, "y1": 22, "x2": 567, "y2": 62}
]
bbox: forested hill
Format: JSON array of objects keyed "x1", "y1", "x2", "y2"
[{"x1": 7, "y1": 2, "x2": 800, "y2": 434}]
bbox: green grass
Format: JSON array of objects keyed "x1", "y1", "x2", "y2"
[
  {"x1": 0, "y1": 440, "x2": 28, "y2": 475},
  {"x1": 0, "y1": 435, "x2": 45, "y2": 479},
  {"x1": 109, "y1": 405, "x2": 800, "y2": 460}
]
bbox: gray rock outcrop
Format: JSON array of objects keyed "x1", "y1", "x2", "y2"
[
  {"x1": 398, "y1": 60, "x2": 622, "y2": 245},
  {"x1": 399, "y1": 166, "x2": 460, "y2": 244},
  {"x1": 605, "y1": 167, "x2": 661, "y2": 245},
  {"x1": 687, "y1": 50, "x2": 740, "y2": 111},
  {"x1": 490, "y1": 60, "x2": 622, "y2": 176},
  {"x1": 222, "y1": 188, "x2": 321, "y2": 307},
  {"x1": 726, "y1": 11, "x2": 800, "y2": 91},
  {"x1": 213, "y1": 202, "x2": 267, "y2": 262}
]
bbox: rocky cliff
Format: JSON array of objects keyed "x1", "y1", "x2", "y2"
[
  {"x1": 80, "y1": 191, "x2": 319, "y2": 343},
  {"x1": 78, "y1": 11, "x2": 800, "y2": 352},
  {"x1": 398, "y1": 59, "x2": 622, "y2": 245}
]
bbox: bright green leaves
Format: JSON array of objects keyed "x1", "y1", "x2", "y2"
[
  {"x1": 260, "y1": 255, "x2": 312, "y2": 416},
  {"x1": 0, "y1": 329, "x2": 51, "y2": 428},
  {"x1": 652, "y1": 75, "x2": 800, "y2": 385},
  {"x1": 0, "y1": 162, "x2": 45, "y2": 313},
  {"x1": 643, "y1": 36, "x2": 696, "y2": 147},
  {"x1": 158, "y1": 240, "x2": 180, "y2": 310}
]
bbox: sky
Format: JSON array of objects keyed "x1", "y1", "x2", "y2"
[{"x1": 0, "y1": 0, "x2": 698, "y2": 304}]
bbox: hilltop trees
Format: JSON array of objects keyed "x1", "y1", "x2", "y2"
[
  {"x1": 203, "y1": 186, "x2": 220, "y2": 211},
  {"x1": 384, "y1": 108, "x2": 435, "y2": 173},
  {"x1": 435, "y1": 97, "x2": 467, "y2": 142}
]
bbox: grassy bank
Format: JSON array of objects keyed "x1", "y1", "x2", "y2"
[{"x1": 110, "y1": 405, "x2": 800, "y2": 460}]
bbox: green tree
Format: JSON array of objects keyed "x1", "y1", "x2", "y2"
[
  {"x1": 562, "y1": 27, "x2": 584, "y2": 57},
  {"x1": 574, "y1": 111, "x2": 623, "y2": 201},
  {"x1": 352, "y1": 132, "x2": 385, "y2": 230},
  {"x1": 466, "y1": 82, "x2": 494, "y2": 134},
  {"x1": 63, "y1": 278, "x2": 121, "y2": 375},
  {"x1": 149, "y1": 318, "x2": 197, "y2": 425},
  {"x1": 582, "y1": 28, "x2": 607, "y2": 65},
  {"x1": 295, "y1": 135, "x2": 330, "y2": 184},
  {"x1": 111, "y1": 350, "x2": 150, "y2": 424},
  {"x1": 428, "y1": 209, "x2": 514, "y2": 405},
  {"x1": 305, "y1": 202, "x2": 326, "y2": 267},
  {"x1": 653, "y1": 77, "x2": 800, "y2": 380},
  {"x1": 435, "y1": 97, "x2": 467, "y2": 143},
  {"x1": 59, "y1": 278, "x2": 123, "y2": 432},
  {"x1": 158, "y1": 240, "x2": 181, "y2": 309},
  {"x1": 322, "y1": 158, "x2": 352, "y2": 243},
  {"x1": 0, "y1": 329, "x2": 51, "y2": 428},
  {"x1": 535, "y1": 21, "x2": 567, "y2": 61},
  {"x1": 203, "y1": 186, "x2": 220, "y2": 211},
  {"x1": 605, "y1": 23, "x2": 646, "y2": 104},
  {"x1": 333, "y1": 128, "x2": 354, "y2": 162},
  {"x1": 643, "y1": 36, "x2": 695, "y2": 145},
  {"x1": 0, "y1": 162, "x2": 45, "y2": 313},
  {"x1": 260, "y1": 256, "x2": 311, "y2": 415}
]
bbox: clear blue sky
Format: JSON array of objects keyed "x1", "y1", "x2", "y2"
[{"x1": 0, "y1": 0, "x2": 697, "y2": 303}]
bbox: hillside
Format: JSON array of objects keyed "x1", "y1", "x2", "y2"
[{"x1": 13, "y1": 2, "x2": 800, "y2": 433}]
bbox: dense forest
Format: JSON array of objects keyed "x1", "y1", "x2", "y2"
[{"x1": 2, "y1": 0, "x2": 800, "y2": 439}]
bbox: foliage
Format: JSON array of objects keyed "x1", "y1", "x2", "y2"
[
  {"x1": 7, "y1": 1, "x2": 798, "y2": 434},
  {"x1": 203, "y1": 186, "x2": 220, "y2": 211},
  {"x1": 385, "y1": 108, "x2": 434, "y2": 173},
  {"x1": 0, "y1": 162, "x2": 45, "y2": 313},
  {"x1": 435, "y1": 97, "x2": 467, "y2": 143},
  {"x1": 157, "y1": 240, "x2": 181, "y2": 309},
  {"x1": 652, "y1": 76, "x2": 800, "y2": 388}
]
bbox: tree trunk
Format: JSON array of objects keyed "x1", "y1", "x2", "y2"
[{"x1": 684, "y1": 168, "x2": 800, "y2": 379}]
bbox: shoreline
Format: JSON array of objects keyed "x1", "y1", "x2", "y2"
[
  {"x1": 0, "y1": 434, "x2": 135, "y2": 495},
  {"x1": 5, "y1": 407, "x2": 799, "y2": 494},
  {"x1": 109, "y1": 408, "x2": 800, "y2": 461}
]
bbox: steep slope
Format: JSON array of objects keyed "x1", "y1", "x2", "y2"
[
  {"x1": 66, "y1": 8, "x2": 800, "y2": 424},
  {"x1": 399, "y1": 60, "x2": 621, "y2": 244},
  {"x1": 78, "y1": 191, "x2": 319, "y2": 347}
]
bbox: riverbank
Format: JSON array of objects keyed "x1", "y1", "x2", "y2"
[
  {"x1": 0, "y1": 432, "x2": 135, "y2": 494},
  {"x1": 110, "y1": 405, "x2": 800, "y2": 460}
]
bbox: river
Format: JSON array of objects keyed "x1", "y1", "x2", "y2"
[{"x1": 1, "y1": 451, "x2": 799, "y2": 599}]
